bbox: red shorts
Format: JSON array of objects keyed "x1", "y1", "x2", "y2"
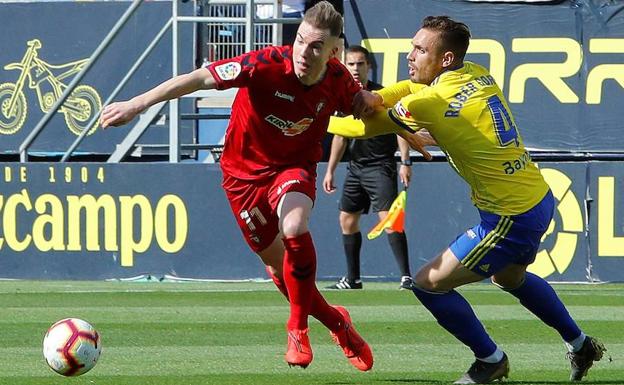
[{"x1": 222, "y1": 165, "x2": 317, "y2": 252}]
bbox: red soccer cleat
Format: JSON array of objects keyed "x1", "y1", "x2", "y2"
[
  {"x1": 285, "y1": 328, "x2": 313, "y2": 368},
  {"x1": 330, "y1": 306, "x2": 374, "y2": 371}
]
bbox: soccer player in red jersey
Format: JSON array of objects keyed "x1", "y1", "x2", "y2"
[{"x1": 100, "y1": 1, "x2": 373, "y2": 371}]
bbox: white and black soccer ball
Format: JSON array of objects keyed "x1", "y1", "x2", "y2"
[{"x1": 43, "y1": 318, "x2": 101, "y2": 376}]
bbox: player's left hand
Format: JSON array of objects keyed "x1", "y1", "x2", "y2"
[
  {"x1": 352, "y1": 90, "x2": 383, "y2": 119},
  {"x1": 417, "y1": 130, "x2": 438, "y2": 147},
  {"x1": 398, "y1": 130, "x2": 434, "y2": 161}
]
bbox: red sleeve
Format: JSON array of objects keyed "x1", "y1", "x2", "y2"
[{"x1": 206, "y1": 46, "x2": 286, "y2": 90}]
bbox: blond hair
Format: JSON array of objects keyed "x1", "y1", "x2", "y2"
[{"x1": 302, "y1": 1, "x2": 343, "y2": 37}]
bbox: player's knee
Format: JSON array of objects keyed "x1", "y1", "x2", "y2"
[
  {"x1": 339, "y1": 221, "x2": 359, "y2": 234},
  {"x1": 414, "y1": 266, "x2": 458, "y2": 292},
  {"x1": 339, "y1": 212, "x2": 359, "y2": 232},
  {"x1": 281, "y1": 216, "x2": 308, "y2": 237},
  {"x1": 266, "y1": 265, "x2": 282, "y2": 279},
  {"x1": 414, "y1": 271, "x2": 445, "y2": 292}
]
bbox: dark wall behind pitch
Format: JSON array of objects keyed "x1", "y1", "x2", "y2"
[{"x1": 1, "y1": 162, "x2": 623, "y2": 282}]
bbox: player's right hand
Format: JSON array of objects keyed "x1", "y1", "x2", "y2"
[
  {"x1": 323, "y1": 172, "x2": 336, "y2": 194},
  {"x1": 100, "y1": 100, "x2": 142, "y2": 129}
]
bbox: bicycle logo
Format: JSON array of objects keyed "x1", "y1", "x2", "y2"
[{"x1": 0, "y1": 39, "x2": 102, "y2": 136}]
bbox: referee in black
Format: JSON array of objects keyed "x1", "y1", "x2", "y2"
[{"x1": 323, "y1": 45, "x2": 414, "y2": 290}]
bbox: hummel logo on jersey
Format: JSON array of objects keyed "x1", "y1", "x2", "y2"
[
  {"x1": 277, "y1": 179, "x2": 301, "y2": 195},
  {"x1": 265, "y1": 114, "x2": 313, "y2": 136},
  {"x1": 274, "y1": 90, "x2": 295, "y2": 102},
  {"x1": 467, "y1": 229, "x2": 477, "y2": 239},
  {"x1": 479, "y1": 264, "x2": 490, "y2": 273}
]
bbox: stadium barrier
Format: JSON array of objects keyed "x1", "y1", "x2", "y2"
[
  {"x1": 1, "y1": 162, "x2": 623, "y2": 282},
  {"x1": 1, "y1": 0, "x2": 623, "y2": 282}
]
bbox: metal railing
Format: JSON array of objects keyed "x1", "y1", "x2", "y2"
[
  {"x1": 168, "y1": 0, "x2": 299, "y2": 162},
  {"x1": 19, "y1": 0, "x2": 146, "y2": 162},
  {"x1": 61, "y1": 18, "x2": 173, "y2": 162},
  {"x1": 19, "y1": 0, "x2": 301, "y2": 163}
]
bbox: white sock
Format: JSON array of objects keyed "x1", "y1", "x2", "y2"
[
  {"x1": 565, "y1": 332, "x2": 586, "y2": 353},
  {"x1": 478, "y1": 347, "x2": 505, "y2": 363}
]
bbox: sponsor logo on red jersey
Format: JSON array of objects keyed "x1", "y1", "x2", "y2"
[{"x1": 265, "y1": 115, "x2": 314, "y2": 136}]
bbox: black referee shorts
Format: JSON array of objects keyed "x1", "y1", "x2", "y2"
[{"x1": 339, "y1": 162, "x2": 398, "y2": 214}]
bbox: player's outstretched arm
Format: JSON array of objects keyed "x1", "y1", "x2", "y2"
[
  {"x1": 373, "y1": 80, "x2": 413, "y2": 108},
  {"x1": 328, "y1": 110, "x2": 398, "y2": 138},
  {"x1": 328, "y1": 110, "x2": 432, "y2": 161},
  {"x1": 100, "y1": 68, "x2": 216, "y2": 128}
]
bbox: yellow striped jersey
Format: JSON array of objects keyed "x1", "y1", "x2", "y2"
[{"x1": 381, "y1": 61, "x2": 549, "y2": 215}]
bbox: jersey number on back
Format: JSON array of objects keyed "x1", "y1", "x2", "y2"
[{"x1": 487, "y1": 95, "x2": 519, "y2": 147}]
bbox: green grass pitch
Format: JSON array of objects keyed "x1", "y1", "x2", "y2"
[{"x1": 0, "y1": 281, "x2": 622, "y2": 385}]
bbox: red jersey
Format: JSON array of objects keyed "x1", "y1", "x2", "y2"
[{"x1": 207, "y1": 45, "x2": 361, "y2": 181}]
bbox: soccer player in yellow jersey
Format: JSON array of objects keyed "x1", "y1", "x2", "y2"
[{"x1": 337, "y1": 16, "x2": 606, "y2": 384}]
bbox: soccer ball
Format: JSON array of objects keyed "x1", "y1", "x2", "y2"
[{"x1": 42, "y1": 318, "x2": 101, "y2": 376}]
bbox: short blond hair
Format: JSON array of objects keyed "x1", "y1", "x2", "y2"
[{"x1": 302, "y1": 1, "x2": 343, "y2": 37}]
